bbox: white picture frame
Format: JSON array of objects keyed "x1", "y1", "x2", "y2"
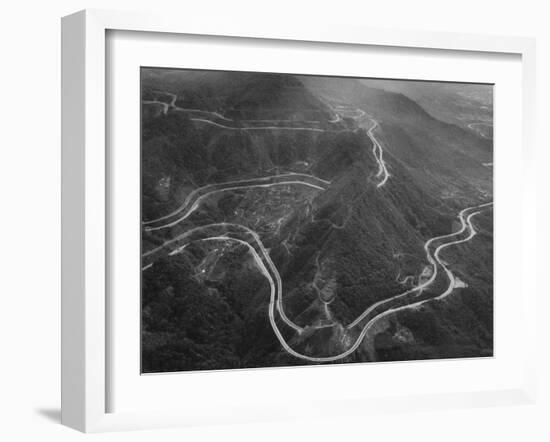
[{"x1": 61, "y1": 9, "x2": 537, "y2": 433}]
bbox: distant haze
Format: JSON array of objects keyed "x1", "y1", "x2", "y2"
[{"x1": 361, "y1": 79, "x2": 493, "y2": 128}]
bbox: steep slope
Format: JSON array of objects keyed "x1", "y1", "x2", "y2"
[
  {"x1": 141, "y1": 70, "x2": 493, "y2": 371},
  {"x1": 360, "y1": 79, "x2": 493, "y2": 131},
  {"x1": 300, "y1": 75, "x2": 492, "y2": 204},
  {"x1": 141, "y1": 100, "x2": 331, "y2": 223}
]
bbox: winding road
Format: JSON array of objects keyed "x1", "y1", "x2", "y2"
[
  {"x1": 145, "y1": 93, "x2": 390, "y2": 185},
  {"x1": 143, "y1": 173, "x2": 331, "y2": 231},
  {"x1": 322, "y1": 102, "x2": 390, "y2": 188},
  {"x1": 143, "y1": 199, "x2": 493, "y2": 362},
  {"x1": 143, "y1": 222, "x2": 304, "y2": 334},
  {"x1": 347, "y1": 202, "x2": 493, "y2": 329},
  {"x1": 142, "y1": 91, "x2": 492, "y2": 362},
  {"x1": 143, "y1": 91, "x2": 333, "y2": 132},
  {"x1": 366, "y1": 118, "x2": 390, "y2": 187}
]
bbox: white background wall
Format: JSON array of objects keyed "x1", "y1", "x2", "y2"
[{"x1": 0, "y1": 0, "x2": 547, "y2": 440}]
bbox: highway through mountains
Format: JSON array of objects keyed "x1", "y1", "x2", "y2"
[
  {"x1": 199, "y1": 236, "x2": 306, "y2": 359},
  {"x1": 322, "y1": 101, "x2": 390, "y2": 188},
  {"x1": 142, "y1": 92, "x2": 492, "y2": 362},
  {"x1": 143, "y1": 199, "x2": 493, "y2": 362},
  {"x1": 353, "y1": 204, "x2": 493, "y2": 349},
  {"x1": 143, "y1": 173, "x2": 331, "y2": 231},
  {"x1": 144, "y1": 93, "x2": 391, "y2": 186},
  {"x1": 366, "y1": 117, "x2": 390, "y2": 187},
  {"x1": 142, "y1": 222, "x2": 304, "y2": 334},
  {"x1": 347, "y1": 202, "x2": 493, "y2": 329},
  {"x1": 143, "y1": 91, "x2": 339, "y2": 132}
]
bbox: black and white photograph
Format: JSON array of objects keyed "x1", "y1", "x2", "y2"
[{"x1": 140, "y1": 68, "x2": 493, "y2": 373}]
